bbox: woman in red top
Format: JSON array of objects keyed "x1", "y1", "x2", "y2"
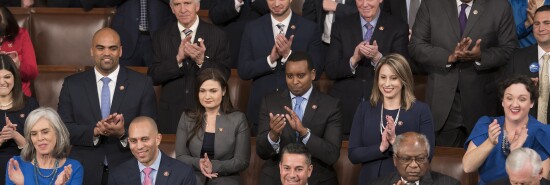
[{"x1": 0, "y1": 6, "x2": 37, "y2": 97}]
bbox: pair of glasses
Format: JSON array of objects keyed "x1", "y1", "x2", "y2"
[{"x1": 394, "y1": 155, "x2": 428, "y2": 165}]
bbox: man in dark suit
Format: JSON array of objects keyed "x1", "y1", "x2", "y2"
[
  {"x1": 488, "y1": 148, "x2": 550, "y2": 185},
  {"x1": 279, "y1": 143, "x2": 313, "y2": 185},
  {"x1": 209, "y1": 0, "x2": 269, "y2": 68},
  {"x1": 238, "y1": 0, "x2": 324, "y2": 135},
  {"x1": 507, "y1": 6, "x2": 550, "y2": 123},
  {"x1": 256, "y1": 51, "x2": 342, "y2": 185},
  {"x1": 148, "y1": 0, "x2": 230, "y2": 134},
  {"x1": 409, "y1": 0, "x2": 517, "y2": 147},
  {"x1": 58, "y1": 28, "x2": 158, "y2": 185},
  {"x1": 109, "y1": 116, "x2": 196, "y2": 185},
  {"x1": 302, "y1": 0, "x2": 357, "y2": 44},
  {"x1": 325, "y1": 0, "x2": 409, "y2": 135},
  {"x1": 111, "y1": 0, "x2": 175, "y2": 66},
  {"x1": 369, "y1": 132, "x2": 460, "y2": 185}
]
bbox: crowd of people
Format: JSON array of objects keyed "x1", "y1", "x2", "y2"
[{"x1": 0, "y1": 0, "x2": 548, "y2": 184}]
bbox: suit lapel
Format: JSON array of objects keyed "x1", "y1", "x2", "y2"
[
  {"x1": 156, "y1": 154, "x2": 172, "y2": 185},
  {"x1": 444, "y1": 0, "x2": 461, "y2": 39},
  {"x1": 352, "y1": 14, "x2": 364, "y2": 44},
  {"x1": 126, "y1": 159, "x2": 142, "y2": 184},
  {"x1": 110, "y1": 66, "x2": 128, "y2": 114},
  {"x1": 390, "y1": 173, "x2": 401, "y2": 184},
  {"x1": 301, "y1": 89, "x2": 319, "y2": 128},
  {"x1": 399, "y1": 0, "x2": 408, "y2": 23},
  {"x1": 84, "y1": 70, "x2": 102, "y2": 121},
  {"x1": 263, "y1": 16, "x2": 276, "y2": 51},
  {"x1": 194, "y1": 20, "x2": 204, "y2": 44},
  {"x1": 170, "y1": 22, "x2": 181, "y2": 53},
  {"x1": 286, "y1": 13, "x2": 298, "y2": 38},
  {"x1": 462, "y1": 0, "x2": 486, "y2": 37},
  {"x1": 372, "y1": 11, "x2": 388, "y2": 44},
  {"x1": 420, "y1": 171, "x2": 435, "y2": 185}
]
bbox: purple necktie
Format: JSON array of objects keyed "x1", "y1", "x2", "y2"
[
  {"x1": 364, "y1": 23, "x2": 373, "y2": 42},
  {"x1": 459, "y1": 3, "x2": 468, "y2": 36}
]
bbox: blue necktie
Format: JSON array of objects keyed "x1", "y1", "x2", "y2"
[
  {"x1": 364, "y1": 23, "x2": 373, "y2": 42},
  {"x1": 100, "y1": 77, "x2": 111, "y2": 119},
  {"x1": 459, "y1": 4, "x2": 468, "y2": 36},
  {"x1": 294, "y1": 96, "x2": 304, "y2": 143},
  {"x1": 139, "y1": 0, "x2": 148, "y2": 31}
]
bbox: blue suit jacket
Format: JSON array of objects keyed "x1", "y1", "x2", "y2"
[
  {"x1": 58, "y1": 66, "x2": 158, "y2": 185},
  {"x1": 237, "y1": 13, "x2": 324, "y2": 131},
  {"x1": 108, "y1": 152, "x2": 196, "y2": 185}
]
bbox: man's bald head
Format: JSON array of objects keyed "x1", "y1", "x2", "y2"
[
  {"x1": 128, "y1": 116, "x2": 162, "y2": 166},
  {"x1": 91, "y1": 27, "x2": 122, "y2": 76},
  {"x1": 129, "y1": 116, "x2": 159, "y2": 135},
  {"x1": 92, "y1": 28, "x2": 121, "y2": 44}
]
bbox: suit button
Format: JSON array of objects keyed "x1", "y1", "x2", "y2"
[{"x1": 276, "y1": 88, "x2": 279, "y2": 92}]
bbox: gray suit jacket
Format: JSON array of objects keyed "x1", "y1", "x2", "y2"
[
  {"x1": 368, "y1": 171, "x2": 460, "y2": 185},
  {"x1": 408, "y1": 0, "x2": 517, "y2": 132},
  {"x1": 175, "y1": 111, "x2": 250, "y2": 185}
]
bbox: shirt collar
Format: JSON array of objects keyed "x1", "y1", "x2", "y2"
[
  {"x1": 400, "y1": 177, "x2": 420, "y2": 185},
  {"x1": 177, "y1": 15, "x2": 200, "y2": 35},
  {"x1": 270, "y1": 12, "x2": 292, "y2": 30},
  {"x1": 290, "y1": 86, "x2": 313, "y2": 100},
  {"x1": 456, "y1": 0, "x2": 473, "y2": 7},
  {"x1": 360, "y1": 8, "x2": 381, "y2": 28},
  {"x1": 94, "y1": 65, "x2": 120, "y2": 83},
  {"x1": 538, "y1": 45, "x2": 550, "y2": 60},
  {"x1": 138, "y1": 149, "x2": 162, "y2": 172}
]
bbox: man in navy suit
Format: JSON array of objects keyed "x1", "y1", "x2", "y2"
[
  {"x1": 302, "y1": 0, "x2": 357, "y2": 44},
  {"x1": 148, "y1": 0, "x2": 231, "y2": 134},
  {"x1": 109, "y1": 116, "x2": 196, "y2": 185},
  {"x1": 238, "y1": 0, "x2": 324, "y2": 134},
  {"x1": 58, "y1": 28, "x2": 157, "y2": 185}
]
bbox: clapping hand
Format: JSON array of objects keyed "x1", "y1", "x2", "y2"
[
  {"x1": 8, "y1": 158, "x2": 24, "y2": 185},
  {"x1": 0, "y1": 116, "x2": 17, "y2": 141},
  {"x1": 55, "y1": 164, "x2": 72, "y2": 185},
  {"x1": 268, "y1": 113, "x2": 286, "y2": 141},
  {"x1": 199, "y1": 153, "x2": 218, "y2": 179},
  {"x1": 509, "y1": 125, "x2": 528, "y2": 151},
  {"x1": 283, "y1": 106, "x2": 307, "y2": 135},
  {"x1": 487, "y1": 119, "x2": 501, "y2": 146}
]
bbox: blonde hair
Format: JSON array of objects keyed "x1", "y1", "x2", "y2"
[{"x1": 370, "y1": 53, "x2": 416, "y2": 110}]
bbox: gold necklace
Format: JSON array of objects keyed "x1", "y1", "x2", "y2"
[{"x1": 0, "y1": 100, "x2": 13, "y2": 108}]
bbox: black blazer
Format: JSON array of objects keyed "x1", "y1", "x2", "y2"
[
  {"x1": 256, "y1": 88, "x2": 342, "y2": 185},
  {"x1": 58, "y1": 66, "x2": 158, "y2": 185},
  {"x1": 325, "y1": 11, "x2": 409, "y2": 135},
  {"x1": 368, "y1": 171, "x2": 460, "y2": 185},
  {"x1": 149, "y1": 20, "x2": 231, "y2": 134},
  {"x1": 108, "y1": 151, "x2": 197, "y2": 185},
  {"x1": 302, "y1": 0, "x2": 357, "y2": 33}
]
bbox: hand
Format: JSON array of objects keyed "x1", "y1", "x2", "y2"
[
  {"x1": 176, "y1": 35, "x2": 193, "y2": 62},
  {"x1": 184, "y1": 39, "x2": 206, "y2": 64},
  {"x1": 1, "y1": 51, "x2": 20, "y2": 69},
  {"x1": 96, "y1": 113, "x2": 125, "y2": 138},
  {"x1": 351, "y1": 41, "x2": 368, "y2": 66},
  {"x1": 55, "y1": 164, "x2": 72, "y2": 185},
  {"x1": 526, "y1": 0, "x2": 537, "y2": 27},
  {"x1": 268, "y1": 113, "x2": 286, "y2": 141},
  {"x1": 275, "y1": 35, "x2": 294, "y2": 58},
  {"x1": 21, "y1": 0, "x2": 33, "y2": 8},
  {"x1": 322, "y1": 0, "x2": 337, "y2": 12},
  {"x1": 363, "y1": 41, "x2": 382, "y2": 64},
  {"x1": 487, "y1": 119, "x2": 501, "y2": 146},
  {"x1": 385, "y1": 115, "x2": 397, "y2": 145},
  {"x1": 199, "y1": 153, "x2": 218, "y2": 179},
  {"x1": 8, "y1": 158, "x2": 24, "y2": 185},
  {"x1": 448, "y1": 38, "x2": 471, "y2": 63},
  {"x1": 269, "y1": 45, "x2": 280, "y2": 63},
  {"x1": 283, "y1": 106, "x2": 307, "y2": 136},
  {"x1": 0, "y1": 116, "x2": 17, "y2": 141},
  {"x1": 380, "y1": 128, "x2": 390, "y2": 152},
  {"x1": 509, "y1": 125, "x2": 528, "y2": 151},
  {"x1": 457, "y1": 38, "x2": 482, "y2": 62}
]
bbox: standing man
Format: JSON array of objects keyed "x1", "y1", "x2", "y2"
[
  {"x1": 58, "y1": 28, "x2": 158, "y2": 185},
  {"x1": 111, "y1": 0, "x2": 175, "y2": 66},
  {"x1": 302, "y1": 0, "x2": 357, "y2": 44},
  {"x1": 508, "y1": 5, "x2": 550, "y2": 123},
  {"x1": 279, "y1": 143, "x2": 314, "y2": 185},
  {"x1": 256, "y1": 51, "x2": 342, "y2": 185},
  {"x1": 409, "y1": 0, "x2": 517, "y2": 146},
  {"x1": 238, "y1": 0, "x2": 324, "y2": 134},
  {"x1": 325, "y1": 0, "x2": 409, "y2": 135},
  {"x1": 149, "y1": 0, "x2": 231, "y2": 134},
  {"x1": 109, "y1": 116, "x2": 196, "y2": 185}
]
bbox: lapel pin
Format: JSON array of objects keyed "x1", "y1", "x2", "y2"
[
  {"x1": 119, "y1": 86, "x2": 125, "y2": 91},
  {"x1": 379, "y1": 26, "x2": 384, "y2": 31},
  {"x1": 219, "y1": 128, "x2": 223, "y2": 132},
  {"x1": 398, "y1": 121, "x2": 404, "y2": 126},
  {"x1": 473, "y1": 10, "x2": 478, "y2": 15},
  {"x1": 164, "y1": 171, "x2": 170, "y2": 176},
  {"x1": 312, "y1": 105, "x2": 317, "y2": 110},
  {"x1": 291, "y1": 25, "x2": 296, "y2": 30},
  {"x1": 19, "y1": 114, "x2": 25, "y2": 118}
]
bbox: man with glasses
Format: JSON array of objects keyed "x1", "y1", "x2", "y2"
[{"x1": 369, "y1": 132, "x2": 459, "y2": 185}]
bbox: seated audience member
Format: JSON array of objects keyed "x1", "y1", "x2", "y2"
[
  {"x1": 368, "y1": 132, "x2": 459, "y2": 185},
  {"x1": 348, "y1": 53, "x2": 434, "y2": 184},
  {"x1": 279, "y1": 143, "x2": 313, "y2": 185},
  {"x1": 176, "y1": 68, "x2": 250, "y2": 185},
  {"x1": 256, "y1": 51, "x2": 342, "y2": 185},
  {"x1": 509, "y1": 0, "x2": 547, "y2": 48},
  {"x1": 0, "y1": 54, "x2": 38, "y2": 182},
  {"x1": 6, "y1": 107, "x2": 83, "y2": 185},
  {"x1": 46, "y1": 0, "x2": 116, "y2": 10},
  {"x1": 0, "y1": 6, "x2": 37, "y2": 97},
  {"x1": 489, "y1": 148, "x2": 550, "y2": 185},
  {"x1": 109, "y1": 116, "x2": 196, "y2": 185},
  {"x1": 324, "y1": 0, "x2": 409, "y2": 136},
  {"x1": 463, "y1": 75, "x2": 550, "y2": 184}
]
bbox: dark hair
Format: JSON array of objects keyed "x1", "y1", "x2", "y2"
[
  {"x1": 185, "y1": 68, "x2": 235, "y2": 145},
  {"x1": 498, "y1": 75, "x2": 538, "y2": 103},
  {"x1": 536, "y1": 5, "x2": 550, "y2": 14},
  {"x1": 0, "y1": 54, "x2": 24, "y2": 110},
  {"x1": 0, "y1": 6, "x2": 19, "y2": 42},
  {"x1": 280, "y1": 143, "x2": 312, "y2": 165},
  {"x1": 287, "y1": 51, "x2": 314, "y2": 70}
]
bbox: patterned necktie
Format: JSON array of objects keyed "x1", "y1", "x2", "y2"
[
  {"x1": 142, "y1": 167, "x2": 152, "y2": 185},
  {"x1": 183, "y1": 28, "x2": 193, "y2": 37},
  {"x1": 139, "y1": 0, "x2": 148, "y2": 31},
  {"x1": 538, "y1": 54, "x2": 550, "y2": 123},
  {"x1": 100, "y1": 77, "x2": 111, "y2": 119},
  {"x1": 459, "y1": 3, "x2": 468, "y2": 36},
  {"x1": 364, "y1": 23, "x2": 374, "y2": 42},
  {"x1": 294, "y1": 96, "x2": 304, "y2": 143},
  {"x1": 276, "y1": 23, "x2": 285, "y2": 35},
  {"x1": 409, "y1": 0, "x2": 420, "y2": 29}
]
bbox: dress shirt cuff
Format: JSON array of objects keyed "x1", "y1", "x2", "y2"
[
  {"x1": 349, "y1": 58, "x2": 357, "y2": 74},
  {"x1": 267, "y1": 56, "x2": 277, "y2": 69},
  {"x1": 280, "y1": 50, "x2": 293, "y2": 65},
  {"x1": 300, "y1": 130, "x2": 311, "y2": 144},
  {"x1": 235, "y1": 0, "x2": 244, "y2": 12},
  {"x1": 93, "y1": 136, "x2": 99, "y2": 146},
  {"x1": 267, "y1": 133, "x2": 281, "y2": 154},
  {"x1": 197, "y1": 62, "x2": 203, "y2": 68},
  {"x1": 177, "y1": 61, "x2": 184, "y2": 68}
]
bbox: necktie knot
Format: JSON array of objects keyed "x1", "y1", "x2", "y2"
[
  {"x1": 543, "y1": 54, "x2": 550, "y2": 62},
  {"x1": 294, "y1": 96, "x2": 304, "y2": 105},
  {"x1": 183, "y1": 28, "x2": 193, "y2": 36},
  {"x1": 460, "y1": 3, "x2": 468, "y2": 10},
  {"x1": 101, "y1": 77, "x2": 111, "y2": 84},
  {"x1": 365, "y1": 23, "x2": 373, "y2": 30},
  {"x1": 143, "y1": 167, "x2": 152, "y2": 176}
]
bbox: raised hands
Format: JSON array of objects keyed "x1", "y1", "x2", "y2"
[
  {"x1": 199, "y1": 153, "x2": 218, "y2": 179},
  {"x1": 55, "y1": 164, "x2": 73, "y2": 185},
  {"x1": 283, "y1": 106, "x2": 307, "y2": 136},
  {"x1": 351, "y1": 41, "x2": 382, "y2": 66},
  {"x1": 184, "y1": 38, "x2": 206, "y2": 65},
  {"x1": 380, "y1": 115, "x2": 397, "y2": 152},
  {"x1": 509, "y1": 125, "x2": 528, "y2": 151},
  {"x1": 176, "y1": 35, "x2": 193, "y2": 63},
  {"x1": 268, "y1": 113, "x2": 286, "y2": 141},
  {"x1": 487, "y1": 119, "x2": 501, "y2": 146},
  {"x1": 269, "y1": 35, "x2": 294, "y2": 64},
  {"x1": 8, "y1": 158, "x2": 24, "y2": 185},
  {"x1": 526, "y1": 0, "x2": 537, "y2": 27},
  {"x1": 448, "y1": 37, "x2": 482, "y2": 63},
  {"x1": 94, "y1": 113, "x2": 125, "y2": 138},
  {"x1": 322, "y1": 0, "x2": 337, "y2": 12}
]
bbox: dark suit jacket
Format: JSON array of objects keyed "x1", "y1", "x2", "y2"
[
  {"x1": 209, "y1": 0, "x2": 269, "y2": 68},
  {"x1": 325, "y1": 11, "x2": 409, "y2": 135},
  {"x1": 256, "y1": 88, "x2": 342, "y2": 185},
  {"x1": 58, "y1": 66, "x2": 158, "y2": 185},
  {"x1": 111, "y1": 0, "x2": 175, "y2": 66},
  {"x1": 301, "y1": 0, "x2": 357, "y2": 34},
  {"x1": 368, "y1": 171, "x2": 460, "y2": 185},
  {"x1": 108, "y1": 151, "x2": 197, "y2": 185},
  {"x1": 507, "y1": 45, "x2": 548, "y2": 119},
  {"x1": 175, "y1": 111, "x2": 250, "y2": 184},
  {"x1": 149, "y1": 20, "x2": 231, "y2": 134},
  {"x1": 382, "y1": 0, "x2": 408, "y2": 26},
  {"x1": 408, "y1": 0, "x2": 517, "y2": 132},
  {"x1": 238, "y1": 13, "x2": 324, "y2": 133}
]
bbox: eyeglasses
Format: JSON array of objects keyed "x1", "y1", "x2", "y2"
[{"x1": 394, "y1": 155, "x2": 428, "y2": 165}]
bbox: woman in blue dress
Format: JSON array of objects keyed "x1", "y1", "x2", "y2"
[
  {"x1": 348, "y1": 53, "x2": 435, "y2": 184},
  {"x1": 6, "y1": 107, "x2": 83, "y2": 185},
  {"x1": 463, "y1": 75, "x2": 550, "y2": 184}
]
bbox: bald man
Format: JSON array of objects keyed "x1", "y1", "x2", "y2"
[
  {"x1": 109, "y1": 117, "x2": 196, "y2": 185},
  {"x1": 58, "y1": 28, "x2": 157, "y2": 185}
]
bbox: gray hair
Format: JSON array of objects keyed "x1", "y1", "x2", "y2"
[
  {"x1": 20, "y1": 107, "x2": 71, "y2": 161},
  {"x1": 506, "y1": 148, "x2": 542, "y2": 177},
  {"x1": 170, "y1": 0, "x2": 200, "y2": 4},
  {"x1": 392, "y1": 132, "x2": 431, "y2": 155}
]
